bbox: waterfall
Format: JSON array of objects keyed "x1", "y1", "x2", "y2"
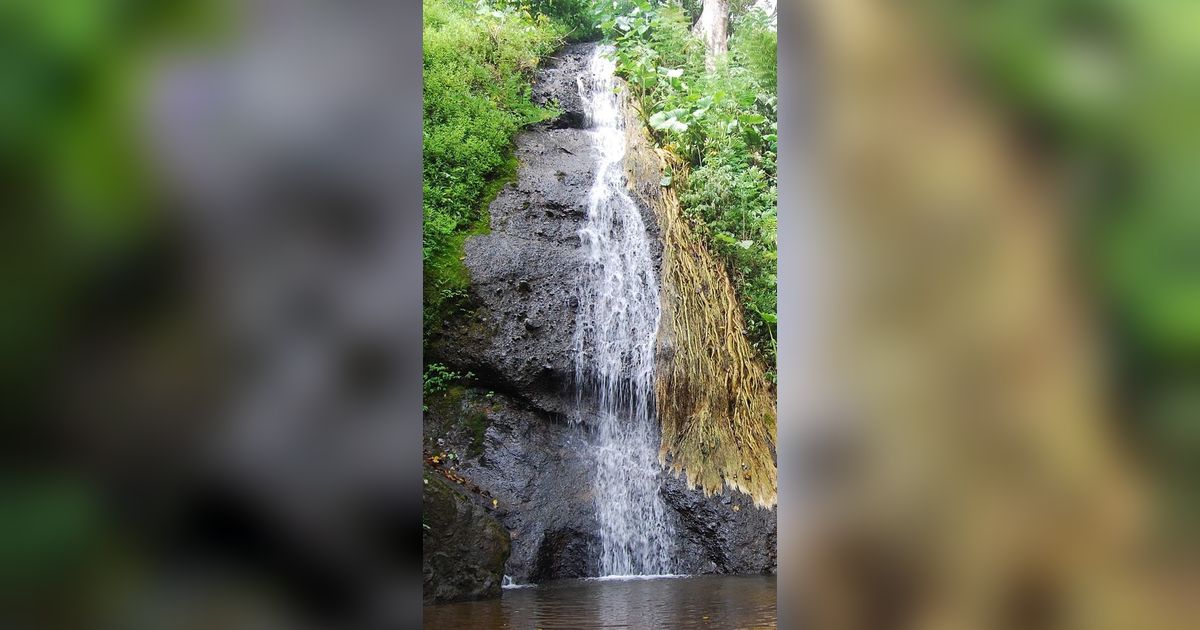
[{"x1": 572, "y1": 45, "x2": 674, "y2": 577}]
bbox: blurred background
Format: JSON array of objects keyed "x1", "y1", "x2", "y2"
[
  {"x1": 2, "y1": 1, "x2": 424, "y2": 628},
  {"x1": 780, "y1": 0, "x2": 1200, "y2": 628},
  {"x1": 1, "y1": 0, "x2": 1197, "y2": 628}
]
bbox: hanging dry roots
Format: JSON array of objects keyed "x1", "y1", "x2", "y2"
[{"x1": 649, "y1": 150, "x2": 778, "y2": 508}]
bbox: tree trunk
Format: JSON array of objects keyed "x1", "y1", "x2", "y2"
[{"x1": 692, "y1": 0, "x2": 729, "y2": 71}]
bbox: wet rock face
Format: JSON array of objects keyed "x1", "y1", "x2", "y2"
[
  {"x1": 424, "y1": 391, "x2": 600, "y2": 584},
  {"x1": 661, "y1": 475, "x2": 778, "y2": 574},
  {"x1": 432, "y1": 102, "x2": 595, "y2": 415},
  {"x1": 532, "y1": 42, "x2": 593, "y2": 130},
  {"x1": 426, "y1": 390, "x2": 776, "y2": 582},
  {"x1": 429, "y1": 40, "x2": 658, "y2": 419},
  {"x1": 445, "y1": 124, "x2": 592, "y2": 418},
  {"x1": 425, "y1": 40, "x2": 776, "y2": 583},
  {"x1": 423, "y1": 471, "x2": 511, "y2": 604},
  {"x1": 532, "y1": 527, "x2": 600, "y2": 581}
]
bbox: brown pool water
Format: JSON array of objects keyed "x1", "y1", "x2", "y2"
[{"x1": 424, "y1": 574, "x2": 777, "y2": 629}]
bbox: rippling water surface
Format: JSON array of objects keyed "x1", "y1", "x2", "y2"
[{"x1": 424, "y1": 575, "x2": 777, "y2": 629}]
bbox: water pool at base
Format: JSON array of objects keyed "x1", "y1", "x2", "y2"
[{"x1": 424, "y1": 574, "x2": 776, "y2": 629}]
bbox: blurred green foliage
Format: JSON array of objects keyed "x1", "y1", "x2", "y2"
[
  {"x1": 0, "y1": 476, "x2": 105, "y2": 598},
  {"x1": 0, "y1": 0, "x2": 215, "y2": 611},
  {"x1": 596, "y1": 0, "x2": 778, "y2": 369},
  {"x1": 923, "y1": 0, "x2": 1200, "y2": 530},
  {"x1": 0, "y1": 0, "x2": 214, "y2": 414},
  {"x1": 923, "y1": 0, "x2": 1200, "y2": 358}
]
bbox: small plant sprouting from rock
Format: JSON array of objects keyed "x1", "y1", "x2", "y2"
[{"x1": 423, "y1": 363, "x2": 474, "y2": 411}]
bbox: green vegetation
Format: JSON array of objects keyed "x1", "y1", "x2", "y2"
[
  {"x1": 465, "y1": 408, "x2": 490, "y2": 456},
  {"x1": 423, "y1": 0, "x2": 583, "y2": 337},
  {"x1": 422, "y1": 0, "x2": 778, "y2": 368},
  {"x1": 0, "y1": 2, "x2": 218, "y2": 614},
  {"x1": 596, "y1": 0, "x2": 779, "y2": 368},
  {"x1": 1, "y1": 0, "x2": 215, "y2": 414},
  {"x1": 422, "y1": 362, "x2": 475, "y2": 413},
  {"x1": 922, "y1": 0, "x2": 1200, "y2": 356},
  {"x1": 422, "y1": 362, "x2": 488, "y2": 456},
  {"x1": 423, "y1": 362, "x2": 474, "y2": 398},
  {"x1": 526, "y1": 0, "x2": 602, "y2": 41}
]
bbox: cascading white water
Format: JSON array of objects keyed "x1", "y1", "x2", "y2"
[{"x1": 572, "y1": 45, "x2": 674, "y2": 577}]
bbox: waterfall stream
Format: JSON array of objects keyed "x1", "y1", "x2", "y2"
[{"x1": 572, "y1": 45, "x2": 675, "y2": 577}]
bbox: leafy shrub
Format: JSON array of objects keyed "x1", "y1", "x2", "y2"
[
  {"x1": 730, "y1": 8, "x2": 776, "y2": 90},
  {"x1": 423, "y1": 362, "x2": 473, "y2": 397},
  {"x1": 522, "y1": 0, "x2": 600, "y2": 41},
  {"x1": 679, "y1": 142, "x2": 777, "y2": 360},
  {"x1": 423, "y1": 363, "x2": 474, "y2": 412}
]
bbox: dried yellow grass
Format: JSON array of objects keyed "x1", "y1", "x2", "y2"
[
  {"x1": 653, "y1": 161, "x2": 778, "y2": 508},
  {"x1": 619, "y1": 106, "x2": 778, "y2": 508}
]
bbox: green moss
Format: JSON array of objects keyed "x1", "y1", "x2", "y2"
[
  {"x1": 465, "y1": 408, "x2": 489, "y2": 458},
  {"x1": 422, "y1": 153, "x2": 518, "y2": 336}
]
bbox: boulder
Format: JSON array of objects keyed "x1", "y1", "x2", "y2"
[{"x1": 422, "y1": 470, "x2": 511, "y2": 604}]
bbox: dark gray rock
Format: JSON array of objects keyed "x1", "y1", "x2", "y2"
[
  {"x1": 422, "y1": 470, "x2": 511, "y2": 604},
  {"x1": 428, "y1": 130, "x2": 594, "y2": 417},
  {"x1": 424, "y1": 389, "x2": 776, "y2": 582},
  {"x1": 424, "y1": 391, "x2": 599, "y2": 583},
  {"x1": 661, "y1": 474, "x2": 778, "y2": 574},
  {"x1": 531, "y1": 42, "x2": 593, "y2": 130},
  {"x1": 532, "y1": 526, "x2": 598, "y2": 581}
]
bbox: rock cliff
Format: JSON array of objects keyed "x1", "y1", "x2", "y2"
[{"x1": 424, "y1": 41, "x2": 776, "y2": 585}]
